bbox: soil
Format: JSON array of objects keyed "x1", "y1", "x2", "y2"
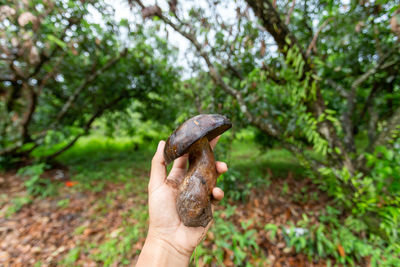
[{"x1": 0, "y1": 169, "x2": 332, "y2": 267}]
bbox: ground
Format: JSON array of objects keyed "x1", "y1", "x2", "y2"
[{"x1": 0, "y1": 137, "x2": 335, "y2": 266}]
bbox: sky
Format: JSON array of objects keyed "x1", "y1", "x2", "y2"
[
  {"x1": 88, "y1": 0, "x2": 190, "y2": 72},
  {"x1": 88, "y1": 0, "x2": 238, "y2": 76}
]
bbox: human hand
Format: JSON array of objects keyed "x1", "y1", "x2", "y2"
[{"x1": 136, "y1": 137, "x2": 226, "y2": 266}]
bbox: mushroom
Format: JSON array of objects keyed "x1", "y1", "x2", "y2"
[{"x1": 164, "y1": 114, "x2": 232, "y2": 227}]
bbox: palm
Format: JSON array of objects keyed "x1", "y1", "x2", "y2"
[{"x1": 147, "y1": 137, "x2": 225, "y2": 256}]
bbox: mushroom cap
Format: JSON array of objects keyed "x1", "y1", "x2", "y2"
[{"x1": 164, "y1": 114, "x2": 232, "y2": 164}]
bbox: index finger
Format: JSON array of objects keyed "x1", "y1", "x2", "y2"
[
  {"x1": 209, "y1": 135, "x2": 220, "y2": 151},
  {"x1": 149, "y1": 141, "x2": 167, "y2": 192}
]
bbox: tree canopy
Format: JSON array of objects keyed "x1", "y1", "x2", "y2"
[
  {"x1": 0, "y1": 0, "x2": 178, "y2": 163},
  {"x1": 133, "y1": 0, "x2": 400, "y2": 242}
]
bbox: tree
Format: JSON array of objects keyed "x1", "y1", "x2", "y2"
[
  {"x1": 133, "y1": 0, "x2": 400, "y2": 241},
  {"x1": 0, "y1": 0, "x2": 178, "y2": 165}
]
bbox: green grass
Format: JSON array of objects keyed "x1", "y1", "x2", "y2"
[
  {"x1": 55, "y1": 136, "x2": 156, "y2": 191},
  {"x1": 53, "y1": 134, "x2": 306, "y2": 197},
  {"x1": 15, "y1": 134, "x2": 396, "y2": 266},
  {"x1": 50, "y1": 134, "x2": 307, "y2": 206},
  {"x1": 4, "y1": 132, "x2": 395, "y2": 266},
  {"x1": 52, "y1": 134, "x2": 307, "y2": 266},
  {"x1": 52, "y1": 136, "x2": 152, "y2": 266},
  {"x1": 228, "y1": 140, "x2": 306, "y2": 179},
  {"x1": 58, "y1": 135, "x2": 154, "y2": 167}
]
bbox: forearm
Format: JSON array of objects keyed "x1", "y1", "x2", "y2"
[{"x1": 136, "y1": 235, "x2": 191, "y2": 267}]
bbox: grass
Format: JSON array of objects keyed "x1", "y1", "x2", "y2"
[
  {"x1": 48, "y1": 134, "x2": 307, "y2": 266},
  {"x1": 57, "y1": 134, "x2": 306, "y2": 194},
  {"x1": 45, "y1": 136, "x2": 154, "y2": 266},
  {"x1": 4, "y1": 130, "x2": 399, "y2": 266},
  {"x1": 228, "y1": 140, "x2": 306, "y2": 179},
  {"x1": 55, "y1": 136, "x2": 155, "y2": 191},
  {"x1": 6, "y1": 133, "x2": 398, "y2": 266}
]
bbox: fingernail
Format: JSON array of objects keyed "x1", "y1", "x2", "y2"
[{"x1": 157, "y1": 140, "x2": 165, "y2": 152}]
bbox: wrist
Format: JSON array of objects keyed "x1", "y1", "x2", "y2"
[
  {"x1": 147, "y1": 228, "x2": 193, "y2": 258},
  {"x1": 136, "y1": 230, "x2": 191, "y2": 267}
]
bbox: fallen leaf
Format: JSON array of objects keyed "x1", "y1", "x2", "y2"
[
  {"x1": 65, "y1": 181, "x2": 78, "y2": 187},
  {"x1": 110, "y1": 228, "x2": 123, "y2": 238},
  {"x1": 0, "y1": 251, "x2": 10, "y2": 262},
  {"x1": 337, "y1": 244, "x2": 345, "y2": 257}
]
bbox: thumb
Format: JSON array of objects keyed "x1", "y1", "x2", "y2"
[{"x1": 149, "y1": 140, "x2": 167, "y2": 191}]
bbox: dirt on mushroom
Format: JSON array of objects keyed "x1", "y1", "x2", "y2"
[{"x1": 164, "y1": 114, "x2": 232, "y2": 227}]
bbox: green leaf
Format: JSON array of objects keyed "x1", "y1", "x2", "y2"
[{"x1": 47, "y1": 34, "x2": 67, "y2": 49}]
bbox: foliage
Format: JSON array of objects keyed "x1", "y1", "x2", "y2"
[
  {"x1": 133, "y1": 0, "x2": 400, "y2": 244},
  {"x1": 3, "y1": 135, "x2": 398, "y2": 265},
  {"x1": 317, "y1": 141, "x2": 400, "y2": 242},
  {"x1": 216, "y1": 130, "x2": 306, "y2": 201},
  {"x1": 283, "y1": 207, "x2": 400, "y2": 266},
  {"x1": 1, "y1": 0, "x2": 400, "y2": 265},
  {"x1": 193, "y1": 206, "x2": 261, "y2": 266},
  {"x1": 89, "y1": 225, "x2": 143, "y2": 266},
  {"x1": 0, "y1": 0, "x2": 179, "y2": 167},
  {"x1": 17, "y1": 163, "x2": 58, "y2": 197},
  {"x1": 56, "y1": 198, "x2": 70, "y2": 208},
  {"x1": 59, "y1": 247, "x2": 81, "y2": 266},
  {"x1": 5, "y1": 196, "x2": 32, "y2": 218},
  {"x1": 55, "y1": 135, "x2": 153, "y2": 194}
]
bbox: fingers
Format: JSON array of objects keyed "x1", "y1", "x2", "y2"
[
  {"x1": 212, "y1": 187, "x2": 224, "y2": 201},
  {"x1": 171, "y1": 153, "x2": 188, "y2": 171},
  {"x1": 209, "y1": 135, "x2": 220, "y2": 151},
  {"x1": 216, "y1": 161, "x2": 227, "y2": 174},
  {"x1": 212, "y1": 161, "x2": 227, "y2": 204},
  {"x1": 149, "y1": 141, "x2": 167, "y2": 191},
  {"x1": 167, "y1": 154, "x2": 188, "y2": 189}
]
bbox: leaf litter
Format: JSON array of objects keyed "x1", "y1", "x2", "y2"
[{"x1": 1, "y1": 169, "x2": 333, "y2": 266}]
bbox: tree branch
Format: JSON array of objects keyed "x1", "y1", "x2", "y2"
[
  {"x1": 0, "y1": 143, "x2": 23, "y2": 157},
  {"x1": 45, "y1": 93, "x2": 127, "y2": 160},
  {"x1": 20, "y1": 85, "x2": 36, "y2": 142},
  {"x1": 3, "y1": 15, "x2": 84, "y2": 150},
  {"x1": 367, "y1": 104, "x2": 379, "y2": 147},
  {"x1": 0, "y1": 76, "x2": 14, "y2": 82},
  {"x1": 306, "y1": 18, "x2": 331, "y2": 57},
  {"x1": 1, "y1": 49, "x2": 127, "y2": 158},
  {"x1": 285, "y1": 0, "x2": 296, "y2": 25},
  {"x1": 28, "y1": 17, "x2": 81, "y2": 79},
  {"x1": 53, "y1": 48, "x2": 128, "y2": 125},
  {"x1": 135, "y1": 2, "x2": 279, "y2": 136},
  {"x1": 245, "y1": 0, "x2": 354, "y2": 172},
  {"x1": 20, "y1": 54, "x2": 66, "y2": 144},
  {"x1": 225, "y1": 61, "x2": 244, "y2": 80},
  {"x1": 246, "y1": 0, "x2": 311, "y2": 77},
  {"x1": 342, "y1": 49, "x2": 394, "y2": 152},
  {"x1": 325, "y1": 79, "x2": 348, "y2": 98},
  {"x1": 355, "y1": 82, "x2": 379, "y2": 136}
]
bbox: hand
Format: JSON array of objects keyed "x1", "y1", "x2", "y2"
[{"x1": 136, "y1": 137, "x2": 227, "y2": 266}]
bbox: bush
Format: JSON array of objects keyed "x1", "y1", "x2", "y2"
[{"x1": 17, "y1": 163, "x2": 58, "y2": 197}]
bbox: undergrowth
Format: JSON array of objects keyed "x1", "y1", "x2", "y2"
[{"x1": 7, "y1": 134, "x2": 398, "y2": 266}]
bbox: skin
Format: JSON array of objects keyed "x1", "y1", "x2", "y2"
[{"x1": 136, "y1": 136, "x2": 226, "y2": 266}]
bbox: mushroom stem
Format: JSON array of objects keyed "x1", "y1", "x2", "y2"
[{"x1": 176, "y1": 136, "x2": 218, "y2": 227}]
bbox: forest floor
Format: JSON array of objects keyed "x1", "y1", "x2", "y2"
[{"x1": 0, "y1": 137, "x2": 334, "y2": 267}]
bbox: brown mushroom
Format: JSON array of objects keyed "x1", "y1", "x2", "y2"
[{"x1": 164, "y1": 114, "x2": 232, "y2": 227}]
